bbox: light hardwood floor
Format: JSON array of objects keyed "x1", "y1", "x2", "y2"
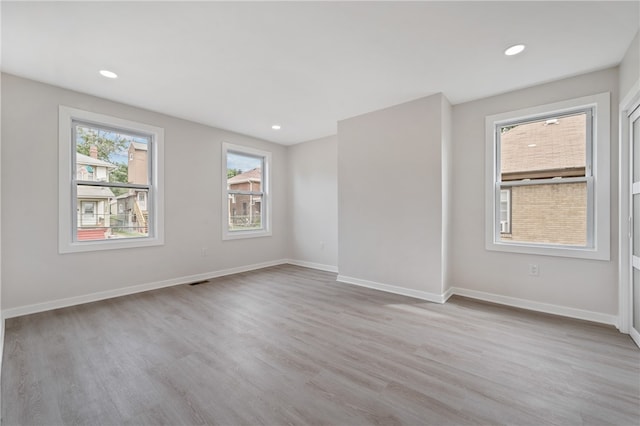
[{"x1": 2, "y1": 265, "x2": 639, "y2": 425}]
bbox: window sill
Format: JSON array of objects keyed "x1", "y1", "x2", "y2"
[
  {"x1": 222, "y1": 229, "x2": 272, "y2": 241},
  {"x1": 486, "y1": 240, "x2": 609, "y2": 261},
  {"x1": 59, "y1": 235, "x2": 164, "y2": 254}
]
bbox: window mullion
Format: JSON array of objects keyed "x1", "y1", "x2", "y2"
[
  {"x1": 228, "y1": 190, "x2": 263, "y2": 196},
  {"x1": 500, "y1": 176, "x2": 589, "y2": 188},
  {"x1": 77, "y1": 180, "x2": 150, "y2": 190}
]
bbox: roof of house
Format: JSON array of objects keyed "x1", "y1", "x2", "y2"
[
  {"x1": 500, "y1": 114, "x2": 586, "y2": 179},
  {"x1": 130, "y1": 141, "x2": 148, "y2": 151},
  {"x1": 77, "y1": 185, "x2": 115, "y2": 199},
  {"x1": 76, "y1": 152, "x2": 117, "y2": 169},
  {"x1": 227, "y1": 168, "x2": 261, "y2": 185}
]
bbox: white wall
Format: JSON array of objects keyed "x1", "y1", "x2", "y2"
[
  {"x1": 0, "y1": 67, "x2": 630, "y2": 323},
  {"x1": 287, "y1": 135, "x2": 338, "y2": 271},
  {"x1": 337, "y1": 93, "x2": 450, "y2": 300},
  {"x1": 619, "y1": 31, "x2": 639, "y2": 99},
  {"x1": 450, "y1": 68, "x2": 620, "y2": 317},
  {"x1": 1, "y1": 74, "x2": 289, "y2": 313}
]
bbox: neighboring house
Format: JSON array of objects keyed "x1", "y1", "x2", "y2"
[
  {"x1": 128, "y1": 141, "x2": 148, "y2": 186},
  {"x1": 76, "y1": 148, "x2": 116, "y2": 240},
  {"x1": 111, "y1": 141, "x2": 149, "y2": 235},
  {"x1": 500, "y1": 114, "x2": 586, "y2": 245},
  {"x1": 227, "y1": 168, "x2": 262, "y2": 227}
]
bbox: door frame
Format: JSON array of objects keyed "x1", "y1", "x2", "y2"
[
  {"x1": 619, "y1": 78, "x2": 640, "y2": 338},
  {"x1": 80, "y1": 200, "x2": 98, "y2": 227}
]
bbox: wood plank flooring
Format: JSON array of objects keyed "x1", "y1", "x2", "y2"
[{"x1": 2, "y1": 264, "x2": 639, "y2": 425}]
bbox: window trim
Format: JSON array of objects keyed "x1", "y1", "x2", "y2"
[
  {"x1": 221, "y1": 142, "x2": 272, "y2": 240},
  {"x1": 59, "y1": 106, "x2": 165, "y2": 253},
  {"x1": 485, "y1": 92, "x2": 610, "y2": 260}
]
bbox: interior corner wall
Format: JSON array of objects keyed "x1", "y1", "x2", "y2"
[
  {"x1": 287, "y1": 135, "x2": 338, "y2": 271},
  {"x1": 1, "y1": 73, "x2": 289, "y2": 313},
  {"x1": 618, "y1": 30, "x2": 639, "y2": 333},
  {"x1": 441, "y1": 95, "x2": 453, "y2": 294},
  {"x1": 619, "y1": 30, "x2": 639, "y2": 99},
  {"x1": 450, "y1": 67, "x2": 620, "y2": 317},
  {"x1": 337, "y1": 94, "x2": 448, "y2": 299}
]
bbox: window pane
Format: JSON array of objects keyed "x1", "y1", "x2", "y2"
[
  {"x1": 228, "y1": 194, "x2": 262, "y2": 231},
  {"x1": 500, "y1": 182, "x2": 587, "y2": 246},
  {"x1": 500, "y1": 113, "x2": 586, "y2": 181},
  {"x1": 226, "y1": 150, "x2": 264, "y2": 232},
  {"x1": 77, "y1": 185, "x2": 149, "y2": 240},
  {"x1": 227, "y1": 152, "x2": 263, "y2": 181},
  {"x1": 74, "y1": 123, "x2": 149, "y2": 185},
  {"x1": 74, "y1": 122, "x2": 151, "y2": 243}
]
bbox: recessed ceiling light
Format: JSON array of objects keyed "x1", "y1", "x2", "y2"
[
  {"x1": 99, "y1": 70, "x2": 118, "y2": 79},
  {"x1": 504, "y1": 44, "x2": 526, "y2": 56},
  {"x1": 272, "y1": 125, "x2": 281, "y2": 130}
]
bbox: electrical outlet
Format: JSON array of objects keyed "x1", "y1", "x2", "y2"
[
  {"x1": 528, "y1": 264, "x2": 539, "y2": 276},
  {"x1": 201, "y1": 247, "x2": 208, "y2": 257},
  {"x1": 320, "y1": 241, "x2": 325, "y2": 250}
]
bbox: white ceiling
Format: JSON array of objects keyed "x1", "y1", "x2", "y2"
[{"x1": 2, "y1": 1, "x2": 638, "y2": 145}]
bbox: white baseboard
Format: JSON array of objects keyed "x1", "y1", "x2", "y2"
[
  {"x1": 630, "y1": 326, "x2": 640, "y2": 348},
  {"x1": 2, "y1": 259, "x2": 288, "y2": 319},
  {"x1": 2, "y1": 261, "x2": 619, "y2": 328},
  {"x1": 442, "y1": 286, "x2": 455, "y2": 302},
  {"x1": 451, "y1": 287, "x2": 618, "y2": 326},
  {"x1": 337, "y1": 275, "x2": 448, "y2": 304},
  {"x1": 334, "y1": 274, "x2": 616, "y2": 326},
  {"x1": 286, "y1": 259, "x2": 338, "y2": 273}
]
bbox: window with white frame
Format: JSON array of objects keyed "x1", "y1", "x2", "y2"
[
  {"x1": 59, "y1": 106, "x2": 164, "y2": 253},
  {"x1": 485, "y1": 93, "x2": 610, "y2": 260},
  {"x1": 222, "y1": 143, "x2": 271, "y2": 240}
]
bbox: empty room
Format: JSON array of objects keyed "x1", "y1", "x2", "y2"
[{"x1": 1, "y1": 1, "x2": 639, "y2": 425}]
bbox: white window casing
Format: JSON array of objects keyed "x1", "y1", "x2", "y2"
[
  {"x1": 222, "y1": 142, "x2": 272, "y2": 240},
  {"x1": 59, "y1": 106, "x2": 165, "y2": 253},
  {"x1": 484, "y1": 92, "x2": 610, "y2": 260}
]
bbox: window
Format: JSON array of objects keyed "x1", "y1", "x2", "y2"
[
  {"x1": 59, "y1": 106, "x2": 164, "y2": 253},
  {"x1": 485, "y1": 93, "x2": 610, "y2": 260},
  {"x1": 222, "y1": 143, "x2": 271, "y2": 240}
]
